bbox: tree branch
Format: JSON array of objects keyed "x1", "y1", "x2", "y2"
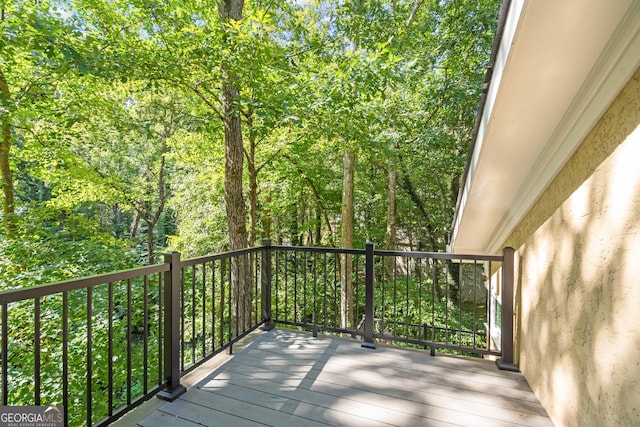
[
  {"x1": 164, "y1": 77, "x2": 224, "y2": 121},
  {"x1": 406, "y1": 0, "x2": 425, "y2": 27},
  {"x1": 282, "y1": 153, "x2": 334, "y2": 241},
  {"x1": 397, "y1": 153, "x2": 439, "y2": 251}
]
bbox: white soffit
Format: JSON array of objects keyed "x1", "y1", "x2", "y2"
[{"x1": 451, "y1": 0, "x2": 640, "y2": 254}]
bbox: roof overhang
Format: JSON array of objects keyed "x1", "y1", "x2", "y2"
[{"x1": 450, "y1": 0, "x2": 640, "y2": 254}]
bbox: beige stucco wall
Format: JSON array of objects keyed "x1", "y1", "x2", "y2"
[{"x1": 503, "y1": 67, "x2": 640, "y2": 427}]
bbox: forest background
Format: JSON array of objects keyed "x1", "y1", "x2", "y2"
[{"x1": 0, "y1": 0, "x2": 500, "y2": 290}]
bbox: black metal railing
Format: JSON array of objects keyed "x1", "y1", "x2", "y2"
[
  {"x1": 0, "y1": 241, "x2": 514, "y2": 426},
  {"x1": 0, "y1": 247, "x2": 265, "y2": 426},
  {"x1": 266, "y1": 241, "x2": 513, "y2": 359},
  {"x1": 269, "y1": 245, "x2": 366, "y2": 336},
  {"x1": 171, "y1": 247, "x2": 265, "y2": 377},
  {"x1": 0, "y1": 264, "x2": 169, "y2": 426}
]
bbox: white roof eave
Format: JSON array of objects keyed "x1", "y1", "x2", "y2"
[{"x1": 451, "y1": 0, "x2": 640, "y2": 254}]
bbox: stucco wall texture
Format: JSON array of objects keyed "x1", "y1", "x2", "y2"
[{"x1": 504, "y1": 67, "x2": 640, "y2": 427}]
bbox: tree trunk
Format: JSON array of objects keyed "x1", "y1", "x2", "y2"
[
  {"x1": 385, "y1": 157, "x2": 397, "y2": 250},
  {"x1": 245, "y1": 115, "x2": 258, "y2": 319},
  {"x1": 130, "y1": 209, "x2": 141, "y2": 238},
  {"x1": 219, "y1": 0, "x2": 250, "y2": 332},
  {"x1": 283, "y1": 154, "x2": 335, "y2": 244},
  {"x1": 384, "y1": 157, "x2": 398, "y2": 276},
  {"x1": 144, "y1": 116, "x2": 170, "y2": 265},
  {"x1": 290, "y1": 201, "x2": 299, "y2": 246},
  {"x1": 146, "y1": 219, "x2": 155, "y2": 265},
  {"x1": 0, "y1": 69, "x2": 15, "y2": 234},
  {"x1": 340, "y1": 149, "x2": 355, "y2": 329},
  {"x1": 246, "y1": 111, "x2": 258, "y2": 247},
  {"x1": 263, "y1": 190, "x2": 271, "y2": 239},
  {"x1": 113, "y1": 204, "x2": 123, "y2": 238},
  {"x1": 223, "y1": 77, "x2": 250, "y2": 331},
  {"x1": 398, "y1": 165, "x2": 439, "y2": 252},
  {"x1": 315, "y1": 204, "x2": 321, "y2": 245}
]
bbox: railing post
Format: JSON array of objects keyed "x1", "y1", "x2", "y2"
[
  {"x1": 361, "y1": 242, "x2": 376, "y2": 349},
  {"x1": 158, "y1": 252, "x2": 187, "y2": 401},
  {"x1": 260, "y1": 238, "x2": 274, "y2": 331},
  {"x1": 497, "y1": 247, "x2": 519, "y2": 372}
]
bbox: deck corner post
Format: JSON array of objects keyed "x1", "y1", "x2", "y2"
[
  {"x1": 497, "y1": 246, "x2": 519, "y2": 372},
  {"x1": 361, "y1": 242, "x2": 376, "y2": 349},
  {"x1": 260, "y1": 238, "x2": 274, "y2": 331},
  {"x1": 158, "y1": 252, "x2": 187, "y2": 401}
]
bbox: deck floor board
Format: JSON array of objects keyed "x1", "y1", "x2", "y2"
[{"x1": 134, "y1": 328, "x2": 554, "y2": 427}]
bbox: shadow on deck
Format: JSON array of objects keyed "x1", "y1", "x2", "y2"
[{"x1": 121, "y1": 328, "x2": 553, "y2": 427}]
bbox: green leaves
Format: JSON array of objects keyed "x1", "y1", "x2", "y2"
[
  {"x1": 0, "y1": 3, "x2": 505, "y2": 424},
  {"x1": 1, "y1": 0, "x2": 501, "y2": 266}
]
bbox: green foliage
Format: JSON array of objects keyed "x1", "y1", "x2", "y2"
[
  {"x1": 0, "y1": 206, "x2": 137, "y2": 289},
  {"x1": 2, "y1": 0, "x2": 502, "y2": 253},
  {"x1": 0, "y1": 0, "x2": 503, "y2": 423}
]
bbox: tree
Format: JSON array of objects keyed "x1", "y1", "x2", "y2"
[
  {"x1": 59, "y1": 83, "x2": 179, "y2": 264},
  {"x1": 218, "y1": 0, "x2": 249, "y2": 253},
  {"x1": 0, "y1": 67, "x2": 14, "y2": 228},
  {"x1": 1, "y1": 0, "x2": 501, "y2": 291},
  {"x1": 217, "y1": 0, "x2": 252, "y2": 330},
  {"x1": 0, "y1": 3, "x2": 74, "y2": 233},
  {"x1": 385, "y1": 157, "x2": 397, "y2": 249},
  {"x1": 340, "y1": 149, "x2": 355, "y2": 327}
]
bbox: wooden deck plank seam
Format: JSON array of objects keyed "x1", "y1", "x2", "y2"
[
  {"x1": 211, "y1": 357, "x2": 550, "y2": 424},
  {"x1": 132, "y1": 329, "x2": 553, "y2": 427}
]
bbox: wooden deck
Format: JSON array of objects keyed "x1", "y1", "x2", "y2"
[{"x1": 131, "y1": 328, "x2": 553, "y2": 427}]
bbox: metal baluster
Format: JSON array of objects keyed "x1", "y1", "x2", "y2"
[
  {"x1": 220, "y1": 259, "x2": 225, "y2": 349},
  {"x1": 34, "y1": 297, "x2": 40, "y2": 405},
  {"x1": 323, "y1": 252, "x2": 327, "y2": 328},
  {"x1": 312, "y1": 252, "x2": 317, "y2": 337},
  {"x1": 487, "y1": 260, "x2": 492, "y2": 356},
  {"x1": 127, "y1": 279, "x2": 132, "y2": 405},
  {"x1": 158, "y1": 273, "x2": 163, "y2": 387},
  {"x1": 354, "y1": 255, "x2": 359, "y2": 334},
  {"x1": 274, "y1": 250, "x2": 279, "y2": 322},
  {"x1": 180, "y1": 267, "x2": 185, "y2": 371},
  {"x1": 202, "y1": 264, "x2": 206, "y2": 359},
  {"x1": 405, "y1": 257, "x2": 410, "y2": 342},
  {"x1": 143, "y1": 276, "x2": 149, "y2": 395},
  {"x1": 108, "y1": 283, "x2": 114, "y2": 415},
  {"x1": 431, "y1": 258, "x2": 436, "y2": 354},
  {"x1": 381, "y1": 255, "x2": 385, "y2": 339},
  {"x1": 284, "y1": 252, "x2": 290, "y2": 320},
  {"x1": 473, "y1": 261, "x2": 478, "y2": 350},
  {"x1": 393, "y1": 255, "x2": 398, "y2": 338},
  {"x1": 418, "y1": 258, "x2": 423, "y2": 347},
  {"x1": 211, "y1": 261, "x2": 216, "y2": 354},
  {"x1": 303, "y1": 251, "x2": 307, "y2": 325},
  {"x1": 255, "y1": 252, "x2": 259, "y2": 327},
  {"x1": 2, "y1": 303, "x2": 7, "y2": 406},
  {"x1": 87, "y1": 287, "x2": 93, "y2": 425},
  {"x1": 191, "y1": 265, "x2": 196, "y2": 365},
  {"x1": 227, "y1": 259, "x2": 232, "y2": 351},
  {"x1": 333, "y1": 254, "x2": 338, "y2": 328},
  {"x1": 458, "y1": 260, "x2": 463, "y2": 347},
  {"x1": 62, "y1": 293, "x2": 68, "y2": 426},
  {"x1": 293, "y1": 251, "x2": 298, "y2": 323},
  {"x1": 445, "y1": 260, "x2": 449, "y2": 345}
]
